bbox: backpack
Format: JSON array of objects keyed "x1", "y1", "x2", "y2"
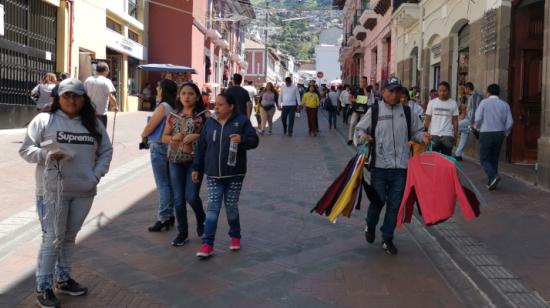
[{"x1": 368, "y1": 103, "x2": 411, "y2": 170}]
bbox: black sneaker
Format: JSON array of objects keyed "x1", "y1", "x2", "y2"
[
  {"x1": 347, "y1": 140, "x2": 353, "y2": 145},
  {"x1": 382, "y1": 240, "x2": 398, "y2": 255},
  {"x1": 454, "y1": 156, "x2": 463, "y2": 161},
  {"x1": 36, "y1": 289, "x2": 60, "y2": 308},
  {"x1": 171, "y1": 233, "x2": 189, "y2": 247},
  {"x1": 365, "y1": 227, "x2": 375, "y2": 244},
  {"x1": 488, "y1": 176, "x2": 501, "y2": 191},
  {"x1": 55, "y1": 278, "x2": 88, "y2": 296},
  {"x1": 197, "y1": 223, "x2": 204, "y2": 237}
]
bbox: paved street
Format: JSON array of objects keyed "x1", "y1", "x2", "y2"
[{"x1": 1, "y1": 111, "x2": 549, "y2": 308}]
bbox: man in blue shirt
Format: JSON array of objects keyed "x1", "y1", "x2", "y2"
[{"x1": 475, "y1": 84, "x2": 514, "y2": 190}]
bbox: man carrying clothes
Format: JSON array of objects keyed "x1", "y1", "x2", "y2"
[
  {"x1": 475, "y1": 84, "x2": 513, "y2": 190},
  {"x1": 278, "y1": 77, "x2": 301, "y2": 137},
  {"x1": 348, "y1": 76, "x2": 370, "y2": 145},
  {"x1": 225, "y1": 74, "x2": 252, "y2": 118},
  {"x1": 84, "y1": 62, "x2": 117, "y2": 128},
  {"x1": 424, "y1": 81, "x2": 459, "y2": 156},
  {"x1": 355, "y1": 77, "x2": 429, "y2": 255}
]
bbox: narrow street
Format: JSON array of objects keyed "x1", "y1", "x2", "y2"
[{"x1": 1, "y1": 111, "x2": 549, "y2": 307}]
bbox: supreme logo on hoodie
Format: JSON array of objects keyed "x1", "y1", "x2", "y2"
[{"x1": 56, "y1": 131, "x2": 95, "y2": 145}]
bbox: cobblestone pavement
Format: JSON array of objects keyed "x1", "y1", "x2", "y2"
[{"x1": 1, "y1": 110, "x2": 549, "y2": 307}]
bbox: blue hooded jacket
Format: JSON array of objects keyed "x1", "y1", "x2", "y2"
[{"x1": 192, "y1": 112, "x2": 259, "y2": 178}]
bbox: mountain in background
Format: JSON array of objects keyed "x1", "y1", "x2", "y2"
[{"x1": 248, "y1": 0, "x2": 339, "y2": 61}]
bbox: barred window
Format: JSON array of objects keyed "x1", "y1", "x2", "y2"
[
  {"x1": 128, "y1": 29, "x2": 140, "y2": 43},
  {"x1": 107, "y1": 18, "x2": 122, "y2": 33}
]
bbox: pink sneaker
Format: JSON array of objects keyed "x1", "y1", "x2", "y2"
[
  {"x1": 229, "y1": 237, "x2": 241, "y2": 251},
  {"x1": 196, "y1": 244, "x2": 214, "y2": 258}
]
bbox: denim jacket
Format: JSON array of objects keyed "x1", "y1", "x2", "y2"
[{"x1": 192, "y1": 112, "x2": 259, "y2": 178}]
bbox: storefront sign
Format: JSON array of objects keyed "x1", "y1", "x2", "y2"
[
  {"x1": 0, "y1": 4, "x2": 5, "y2": 37},
  {"x1": 480, "y1": 9, "x2": 497, "y2": 54},
  {"x1": 105, "y1": 29, "x2": 145, "y2": 60}
]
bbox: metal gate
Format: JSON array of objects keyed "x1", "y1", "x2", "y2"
[{"x1": 0, "y1": 0, "x2": 57, "y2": 107}]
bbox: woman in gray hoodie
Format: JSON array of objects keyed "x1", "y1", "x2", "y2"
[{"x1": 19, "y1": 78, "x2": 113, "y2": 308}]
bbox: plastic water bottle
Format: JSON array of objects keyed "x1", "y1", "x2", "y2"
[{"x1": 227, "y1": 141, "x2": 238, "y2": 166}]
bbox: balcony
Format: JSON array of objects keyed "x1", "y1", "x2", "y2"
[
  {"x1": 353, "y1": 25, "x2": 367, "y2": 41},
  {"x1": 371, "y1": 0, "x2": 391, "y2": 15},
  {"x1": 214, "y1": 39, "x2": 229, "y2": 50},
  {"x1": 206, "y1": 29, "x2": 222, "y2": 40},
  {"x1": 360, "y1": 9, "x2": 377, "y2": 30},
  {"x1": 347, "y1": 35, "x2": 357, "y2": 46},
  {"x1": 393, "y1": 2, "x2": 420, "y2": 29},
  {"x1": 393, "y1": 0, "x2": 420, "y2": 12}
]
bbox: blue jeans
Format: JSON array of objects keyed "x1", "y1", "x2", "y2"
[
  {"x1": 202, "y1": 176, "x2": 244, "y2": 246},
  {"x1": 479, "y1": 131, "x2": 505, "y2": 184},
  {"x1": 328, "y1": 107, "x2": 338, "y2": 128},
  {"x1": 455, "y1": 117, "x2": 470, "y2": 157},
  {"x1": 342, "y1": 105, "x2": 350, "y2": 124},
  {"x1": 149, "y1": 142, "x2": 174, "y2": 221},
  {"x1": 169, "y1": 162, "x2": 205, "y2": 236},
  {"x1": 36, "y1": 196, "x2": 94, "y2": 291},
  {"x1": 281, "y1": 106, "x2": 296, "y2": 134},
  {"x1": 366, "y1": 168, "x2": 407, "y2": 241}
]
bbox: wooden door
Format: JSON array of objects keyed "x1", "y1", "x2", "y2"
[{"x1": 509, "y1": 0, "x2": 544, "y2": 163}]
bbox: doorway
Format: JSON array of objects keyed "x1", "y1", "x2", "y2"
[{"x1": 509, "y1": 0, "x2": 544, "y2": 163}]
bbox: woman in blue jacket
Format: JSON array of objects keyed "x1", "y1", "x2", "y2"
[{"x1": 192, "y1": 93, "x2": 259, "y2": 258}]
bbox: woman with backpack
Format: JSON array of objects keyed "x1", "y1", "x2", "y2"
[
  {"x1": 20, "y1": 79, "x2": 113, "y2": 308},
  {"x1": 192, "y1": 93, "x2": 259, "y2": 259},
  {"x1": 301, "y1": 84, "x2": 320, "y2": 136},
  {"x1": 141, "y1": 79, "x2": 178, "y2": 232},
  {"x1": 258, "y1": 82, "x2": 278, "y2": 135},
  {"x1": 161, "y1": 82, "x2": 208, "y2": 246},
  {"x1": 31, "y1": 73, "x2": 58, "y2": 111}
]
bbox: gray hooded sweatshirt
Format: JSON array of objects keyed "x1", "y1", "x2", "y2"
[
  {"x1": 19, "y1": 111, "x2": 113, "y2": 197},
  {"x1": 355, "y1": 101, "x2": 425, "y2": 169}
]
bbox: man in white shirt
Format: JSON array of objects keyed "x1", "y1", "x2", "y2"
[
  {"x1": 424, "y1": 81, "x2": 459, "y2": 156},
  {"x1": 277, "y1": 77, "x2": 301, "y2": 137},
  {"x1": 84, "y1": 62, "x2": 117, "y2": 128},
  {"x1": 339, "y1": 85, "x2": 351, "y2": 124}
]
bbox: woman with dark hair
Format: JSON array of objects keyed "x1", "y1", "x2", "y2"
[
  {"x1": 192, "y1": 93, "x2": 259, "y2": 259},
  {"x1": 301, "y1": 84, "x2": 320, "y2": 136},
  {"x1": 141, "y1": 79, "x2": 178, "y2": 232},
  {"x1": 258, "y1": 82, "x2": 278, "y2": 135},
  {"x1": 161, "y1": 82, "x2": 208, "y2": 246},
  {"x1": 20, "y1": 79, "x2": 113, "y2": 308}
]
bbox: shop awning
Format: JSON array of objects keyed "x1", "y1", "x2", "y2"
[{"x1": 138, "y1": 64, "x2": 197, "y2": 74}]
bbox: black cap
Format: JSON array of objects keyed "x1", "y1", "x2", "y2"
[{"x1": 382, "y1": 76, "x2": 402, "y2": 91}]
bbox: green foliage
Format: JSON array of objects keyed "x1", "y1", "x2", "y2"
[{"x1": 250, "y1": 0, "x2": 331, "y2": 61}]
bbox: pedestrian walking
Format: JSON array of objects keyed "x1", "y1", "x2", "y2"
[
  {"x1": 161, "y1": 82, "x2": 208, "y2": 246},
  {"x1": 475, "y1": 84, "x2": 513, "y2": 190},
  {"x1": 340, "y1": 84, "x2": 351, "y2": 124},
  {"x1": 31, "y1": 73, "x2": 57, "y2": 112},
  {"x1": 454, "y1": 82, "x2": 483, "y2": 160},
  {"x1": 301, "y1": 84, "x2": 320, "y2": 136},
  {"x1": 141, "y1": 79, "x2": 178, "y2": 232},
  {"x1": 225, "y1": 74, "x2": 252, "y2": 118},
  {"x1": 355, "y1": 77, "x2": 429, "y2": 255},
  {"x1": 50, "y1": 72, "x2": 70, "y2": 100},
  {"x1": 424, "y1": 81, "x2": 459, "y2": 156},
  {"x1": 277, "y1": 77, "x2": 301, "y2": 137},
  {"x1": 19, "y1": 78, "x2": 113, "y2": 308},
  {"x1": 258, "y1": 82, "x2": 278, "y2": 135},
  {"x1": 347, "y1": 77, "x2": 370, "y2": 145},
  {"x1": 84, "y1": 61, "x2": 118, "y2": 128},
  {"x1": 400, "y1": 88, "x2": 424, "y2": 118},
  {"x1": 192, "y1": 93, "x2": 259, "y2": 258},
  {"x1": 327, "y1": 86, "x2": 340, "y2": 129}
]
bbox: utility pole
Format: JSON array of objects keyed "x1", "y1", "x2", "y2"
[{"x1": 263, "y1": 1, "x2": 269, "y2": 83}]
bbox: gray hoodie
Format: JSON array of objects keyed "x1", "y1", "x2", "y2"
[
  {"x1": 355, "y1": 102, "x2": 425, "y2": 169},
  {"x1": 19, "y1": 111, "x2": 113, "y2": 197}
]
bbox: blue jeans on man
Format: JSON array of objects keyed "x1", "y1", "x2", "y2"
[
  {"x1": 169, "y1": 162, "x2": 205, "y2": 237},
  {"x1": 455, "y1": 117, "x2": 470, "y2": 157},
  {"x1": 366, "y1": 168, "x2": 407, "y2": 241},
  {"x1": 202, "y1": 176, "x2": 244, "y2": 246},
  {"x1": 149, "y1": 142, "x2": 174, "y2": 221},
  {"x1": 281, "y1": 105, "x2": 297, "y2": 135},
  {"x1": 328, "y1": 107, "x2": 338, "y2": 129},
  {"x1": 479, "y1": 131, "x2": 505, "y2": 184}
]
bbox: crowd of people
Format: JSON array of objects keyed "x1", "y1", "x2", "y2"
[{"x1": 19, "y1": 61, "x2": 514, "y2": 307}]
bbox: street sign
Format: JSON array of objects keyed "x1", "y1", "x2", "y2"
[{"x1": 317, "y1": 71, "x2": 324, "y2": 78}]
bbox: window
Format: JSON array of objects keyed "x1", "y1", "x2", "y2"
[
  {"x1": 128, "y1": 29, "x2": 140, "y2": 43},
  {"x1": 128, "y1": 0, "x2": 137, "y2": 18},
  {"x1": 107, "y1": 18, "x2": 122, "y2": 33}
]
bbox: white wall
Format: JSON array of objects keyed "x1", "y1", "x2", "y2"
[{"x1": 315, "y1": 45, "x2": 341, "y2": 83}]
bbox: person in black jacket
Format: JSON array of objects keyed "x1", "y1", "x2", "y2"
[{"x1": 192, "y1": 93, "x2": 259, "y2": 259}]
